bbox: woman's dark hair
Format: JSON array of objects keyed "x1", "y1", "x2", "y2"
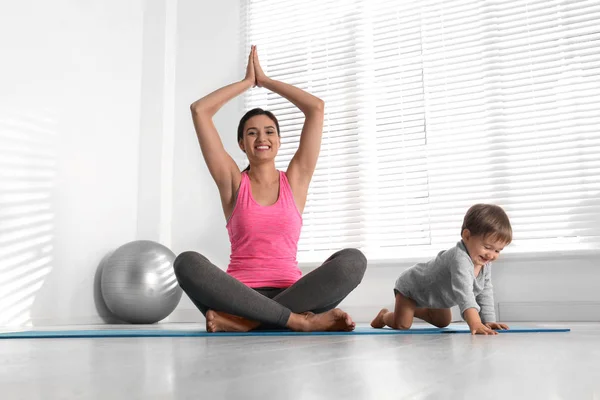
[{"x1": 237, "y1": 108, "x2": 280, "y2": 172}]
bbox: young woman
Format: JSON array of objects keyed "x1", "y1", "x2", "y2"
[{"x1": 174, "y1": 46, "x2": 367, "y2": 332}]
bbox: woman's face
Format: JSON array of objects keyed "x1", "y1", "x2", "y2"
[{"x1": 239, "y1": 114, "x2": 280, "y2": 163}]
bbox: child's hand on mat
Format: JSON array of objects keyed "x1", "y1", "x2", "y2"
[
  {"x1": 470, "y1": 322, "x2": 498, "y2": 335},
  {"x1": 485, "y1": 322, "x2": 509, "y2": 330},
  {"x1": 253, "y1": 46, "x2": 268, "y2": 87},
  {"x1": 244, "y1": 45, "x2": 256, "y2": 86}
]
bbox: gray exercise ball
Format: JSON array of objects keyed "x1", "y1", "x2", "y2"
[{"x1": 100, "y1": 240, "x2": 182, "y2": 324}]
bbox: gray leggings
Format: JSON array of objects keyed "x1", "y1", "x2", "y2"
[{"x1": 173, "y1": 248, "x2": 367, "y2": 328}]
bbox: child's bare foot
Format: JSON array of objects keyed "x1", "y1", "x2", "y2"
[
  {"x1": 370, "y1": 308, "x2": 389, "y2": 328},
  {"x1": 205, "y1": 310, "x2": 259, "y2": 332},
  {"x1": 302, "y1": 308, "x2": 355, "y2": 332}
]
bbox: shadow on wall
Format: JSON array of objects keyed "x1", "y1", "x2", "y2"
[{"x1": 0, "y1": 109, "x2": 56, "y2": 327}]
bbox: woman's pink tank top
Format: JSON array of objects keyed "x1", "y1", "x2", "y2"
[{"x1": 226, "y1": 171, "x2": 302, "y2": 288}]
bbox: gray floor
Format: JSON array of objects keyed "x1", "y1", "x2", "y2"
[{"x1": 1, "y1": 322, "x2": 599, "y2": 400}]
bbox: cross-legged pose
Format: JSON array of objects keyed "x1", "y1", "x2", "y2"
[{"x1": 175, "y1": 46, "x2": 367, "y2": 332}]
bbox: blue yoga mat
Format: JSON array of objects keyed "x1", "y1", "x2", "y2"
[{"x1": 0, "y1": 326, "x2": 569, "y2": 339}]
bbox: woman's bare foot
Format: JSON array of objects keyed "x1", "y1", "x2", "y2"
[
  {"x1": 302, "y1": 308, "x2": 355, "y2": 332},
  {"x1": 370, "y1": 308, "x2": 389, "y2": 328},
  {"x1": 205, "y1": 310, "x2": 260, "y2": 333}
]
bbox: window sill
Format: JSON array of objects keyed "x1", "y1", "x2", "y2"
[{"x1": 298, "y1": 248, "x2": 600, "y2": 269}]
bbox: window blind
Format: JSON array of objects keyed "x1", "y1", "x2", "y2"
[{"x1": 242, "y1": 0, "x2": 600, "y2": 263}]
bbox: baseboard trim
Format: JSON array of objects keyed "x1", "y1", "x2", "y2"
[
  {"x1": 15, "y1": 302, "x2": 599, "y2": 327},
  {"x1": 498, "y1": 301, "x2": 600, "y2": 322},
  {"x1": 26, "y1": 316, "x2": 107, "y2": 327},
  {"x1": 168, "y1": 308, "x2": 205, "y2": 323},
  {"x1": 166, "y1": 306, "x2": 379, "y2": 324}
]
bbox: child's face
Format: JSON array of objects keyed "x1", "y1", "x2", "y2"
[{"x1": 462, "y1": 230, "x2": 507, "y2": 267}]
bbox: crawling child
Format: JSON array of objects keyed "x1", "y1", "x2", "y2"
[{"x1": 371, "y1": 204, "x2": 512, "y2": 335}]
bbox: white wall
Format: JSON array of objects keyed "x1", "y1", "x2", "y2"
[
  {"x1": 136, "y1": 0, "x2": 177, "y2": 247},
  {"x1": 170, "y1": 0, "x2": 244, "y2": 261},
  {"x1": 2, "y1": 0, "x2": 596, "y2": 327},
  {"x1": 168, "y1": 1, "x2": 600, "y2": 324},
  {"x1": 168, "y1": 0, "x2": 245, "y2": 321},
  {"x1": 0, "y1": 1, "x2": 144, "y2": 326}
]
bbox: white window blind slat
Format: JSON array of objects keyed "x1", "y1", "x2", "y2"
[{"x1": 243, "y1": 0, "x2": 600, "y2": 262}]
